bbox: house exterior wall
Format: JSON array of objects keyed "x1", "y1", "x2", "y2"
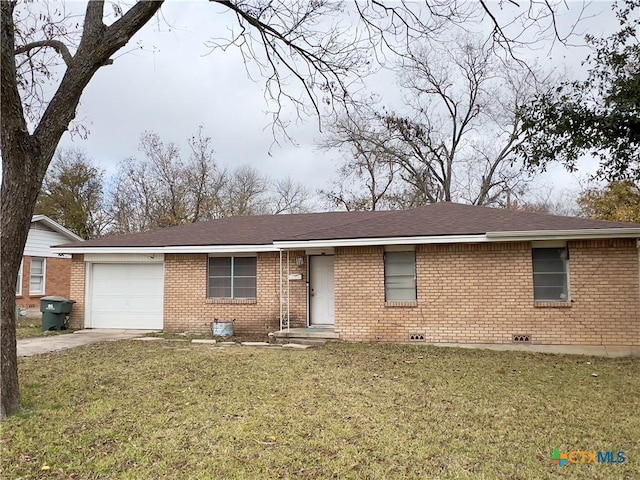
[
  {"x1": 162, "y1": 251, "x2": 307, "y2": 335},
  {"x1": 16, "y1": 256, "x2": 72, "y2": 312},
  {"x1": 24, "y1": 226, "x2": 73, "y2": 259},
  {"x1": 67, "y1": 239, "x2": 639, "y2": 346},
  {"x1": 334, "y1": 239, "x2": 639, "y2": 346},
  {"x1": 68, "y1": 255, "x2": 86, "y2": 329},
  {"x1": 17, "y1": 221, "x2": 75, "y2": 316}
]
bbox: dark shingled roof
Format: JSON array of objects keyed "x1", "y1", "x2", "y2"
[{"x1": 58, "y1": 203, "x2": 640, "y2": 248}]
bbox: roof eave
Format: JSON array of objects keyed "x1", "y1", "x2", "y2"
[
  {"x1": 486, "y1": 228, "x2": 640, "y2": 241},
  {"x1": 52, "y1": 244, "x2": 280, "y2": 254},
  {"x1": 274, "y1": 234, "x2": 489, "y2": 249},
  {"x1": 276, "y1": 228, "x2": 640, "y2": 249},
  {"x1": 53, "y1": 228, "x2": 640, "y2": 254},
  {"x1": 32, "y1": 215, "x2": 84, "y2": 242}
]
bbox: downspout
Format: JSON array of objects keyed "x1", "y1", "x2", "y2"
[
  {"x1": 287, "y1": 250, "x2": 291, "y2": 331},
  {"x1": 279, "y1": 249, "x2": 283, "y2": 332}
]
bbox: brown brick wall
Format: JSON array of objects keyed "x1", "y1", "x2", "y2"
[
  {"x1": 163, "y1": 251, "x2": 307, "y2": 336},
  {"x1": 68, "y1": 255, "x2": 85, "y2": 329},
  {"x1": 16, "y1": 256, "x2": 72, "y2": 311},
  {"x1": 334, "y1": 240, "x2": 639, "y2": 346},
  {"x1": 66, "y1": 240, "x2": 639, "y2": 345}
]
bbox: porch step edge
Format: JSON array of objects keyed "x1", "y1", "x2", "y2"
[
  {"x1": 275, "y1": 338, "x2": 329, "y2": 346},
  {"x1": 272, "y1": 330, "x2": 340, "y2": 339}
]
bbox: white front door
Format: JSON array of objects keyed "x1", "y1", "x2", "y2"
[{"x1": 309, "y1": 255, "x2": 335, "y2": 326}]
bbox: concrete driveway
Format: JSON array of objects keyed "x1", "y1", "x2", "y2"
[{"x1": 18, "y1": 329, "x2": 151, "y2": 357}]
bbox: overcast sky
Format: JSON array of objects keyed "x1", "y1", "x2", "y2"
[{"x1": 55, "y1": 1, "x2": 620, "y2": 204}]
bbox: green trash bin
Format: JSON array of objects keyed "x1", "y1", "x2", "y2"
[{"x1": 40, "y1": 296, "x2": 75, "y2": 331}]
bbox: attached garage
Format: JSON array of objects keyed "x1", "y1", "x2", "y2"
[{"x1": 87, "y1": 261, "x2": 164, "y2": 330}]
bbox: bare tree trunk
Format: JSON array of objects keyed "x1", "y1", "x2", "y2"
[
  {"x1": 1, "y1": 0, "x2": 34, "y2": 419},
  {"x1": 1, "y1": 0, "x2": 163, "y2": 419}
]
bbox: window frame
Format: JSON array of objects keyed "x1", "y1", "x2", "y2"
[
  {"x1": 207, "y1": 255, "x2": 257, "y2": 300},
  {"x1": 16, "y1": 259, "x2": 23, "y2": 296},
  {"x1": 384, "y1": 250, "x2": 417, "y2": 302},
  {"x1": 532, "y1": 247, "x2": 570, "y2": 303},
  {"x1": 29, "y1": 257, "x2": 46, "y2": 296}
]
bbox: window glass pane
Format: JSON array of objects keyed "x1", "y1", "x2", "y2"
[
  {"x1": 16, "y1": 260, "x2": 23, "y2": 294},
  {"x1": 233, "y1": 277, "x2": 256, "y2": 298},
  {"x1": 532, "y1": 248, "x2": 568, "y2": 301},
  {"x1": 209, "y1": 257, "x2": 231, "y2": 276},
  {"x1": 534, "y1": 273, "x2": 566, "y2": 288},
  {"x1": 386, "y1": 288, "x2": 416, "y2": 302},
  {"x1": 386, "y1": 275, "x2": 415, "y2": 289},
  {"x1": 534, "y1": 286, "x2": 568, "y2": 301},
  {"x1": 208, "y1": 277, "x2": 231, "y2": 298},
  {"x1": 385, "y1": 251, "x2": 416, "y2": 301},
  {"x1": 234, "y1": 257, "x2": 257, "y2": 276},
  {"x1": 533, "y1": 258, "x2": 565, "y2": 273},
  {"x1": 385, "y1": 261, "x2": 414, "y2": 276},
  {"x1": 208, "y1": 257, "x2": 257, "y2": 299},
  {"x1": 31, "y1": 258, "x2": 44, "y2": 275},
  {"x1": 30, "y1": 277, "x2": 43, "y2": 294}
]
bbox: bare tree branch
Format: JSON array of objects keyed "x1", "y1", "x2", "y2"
[{"x1": 14, "y1": 39, "x2": 73, "y2": 66}]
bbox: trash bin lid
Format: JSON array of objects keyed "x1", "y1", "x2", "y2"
[{"x1": 40, "y1": 296, "x2": 76, "y2": 303}]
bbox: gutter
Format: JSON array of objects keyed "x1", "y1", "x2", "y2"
[
  {"x1": 52, "y1": 244, "x2": 280, "y2": 255},
  {"x1": 486, "y1": 228, "x2": 640, "y2": 241},
  {"x1": 53, "y1": 228, "x2": 640, "y2": 254}
]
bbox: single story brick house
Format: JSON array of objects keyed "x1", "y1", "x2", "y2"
[
  {"x1": 17, "y1": 215, "x2": 83, "y2": 316},
  {"x1": 55, "y1": 203, "x2": 640, "y2": 348}
]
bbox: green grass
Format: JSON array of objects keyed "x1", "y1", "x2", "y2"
[
  {"x1": 2, "y1": 342, "x2": 638, "y2": 479},
  {"x1": 15, "y1": 317, "x2": 74, "y2": 340}
]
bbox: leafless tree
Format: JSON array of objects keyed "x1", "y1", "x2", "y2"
[
  {"x1": 108, "y1": 130, "x2": 226, "y2": 233},
  {"x1": 268, "y1": 176, "x2": 313, "y2": 214},
  {"x1": 508, "y1": 188, "x2": 581, "y2": 217},
  {"x1": 322, "y1": 35, "x2": 550, "y2": 209},
  {"x1": 1, "y1": 0, "x2": 583, "y2": 418},
  {"x1": 219, "y1": 165, "x2": 269, "y2": 216},
  {"x1": 319, "y1": 111, "x2": 400, "y2": 211}
]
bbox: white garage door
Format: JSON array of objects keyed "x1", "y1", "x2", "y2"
[{"x1": 90, "y1": 263, "x2": 164, "y2": 329}]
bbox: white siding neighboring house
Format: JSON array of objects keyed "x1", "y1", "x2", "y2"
[{"x1": 16, "y1": 216, "x2": 83, "y2": 316}]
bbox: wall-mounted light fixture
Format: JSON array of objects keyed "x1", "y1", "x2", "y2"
[{"x1": 296, "y1": 257, "x2": 305, "y2": 267}]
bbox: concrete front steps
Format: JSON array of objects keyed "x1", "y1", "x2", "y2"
[{"x1": 270, "y1": 327, "x2": 340, "y2": 346}]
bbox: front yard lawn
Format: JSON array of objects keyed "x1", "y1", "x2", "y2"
[{"x1": 2, "y1": 342, "x2": 638, "y2": 479}]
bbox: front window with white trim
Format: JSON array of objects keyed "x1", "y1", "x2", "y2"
[
  {"x1": 30, "y1": 257, "x2": 46, "y2": 295},
  {"x1": 532, "y1": 247, "x2": 569, "y2": 302},
  {"x1": 16, "y1": 259, "x2": 23, "y2": 296},
  {"x1": 208, "y1": 256, "x2": 257, "y2": 299},
  {"x1": 384, "y1": 251, "x2": 417, "y2": 302}
]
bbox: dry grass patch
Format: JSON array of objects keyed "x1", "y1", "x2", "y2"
[
  {"x1": 15, "y1": 317, "x2": 74, "y2": 340},
  {"x1": 1, "y1": 342, "x2": 638, "y2": 479}
]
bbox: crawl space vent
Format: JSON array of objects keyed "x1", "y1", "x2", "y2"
[
  {"x1": 409, "y1": 333, "x2": 425, "y2": 341},
  {"x1": 512, "y1": 334, "x2": 531, "y2": 343}
]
